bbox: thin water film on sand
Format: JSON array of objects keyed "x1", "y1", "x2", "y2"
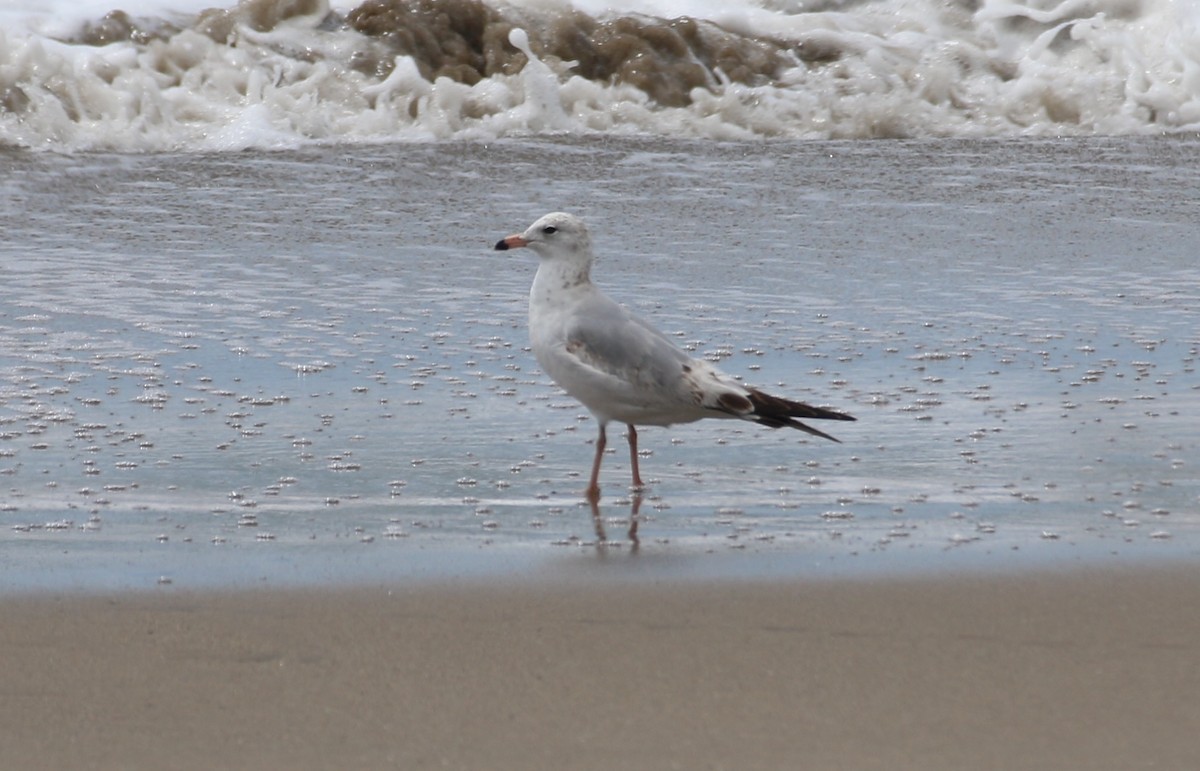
[{"x1": 0, "y1": 138, "x2": 1197, "y2": 590}]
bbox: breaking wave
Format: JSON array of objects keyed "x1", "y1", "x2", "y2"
[{"x1": 1, "y1": 0, "x2": 1198, "y2": 150}]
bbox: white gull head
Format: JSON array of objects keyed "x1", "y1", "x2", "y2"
[{"x1": 494, "y1": 212, "x2": 592, "y2": 264}]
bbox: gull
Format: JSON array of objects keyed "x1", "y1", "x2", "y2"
[{"x1": 495, "y1": 212, "x2": 855, "y2": 501}]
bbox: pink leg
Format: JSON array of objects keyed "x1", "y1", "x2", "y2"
[
  {"x1": 626, "y1": 423, "x2": 645, "y2": 491},
  {"x1": 586, "y1": 423, "x2": 607, "y2": 502}
]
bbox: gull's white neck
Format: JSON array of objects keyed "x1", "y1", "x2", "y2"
[{"x1": 529, "y1": 254, "x2": 594, "y2": 314}]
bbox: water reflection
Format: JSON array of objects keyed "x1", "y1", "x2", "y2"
[{"x1": 588, "y1": 493, "x2": 643, "y2": 554}]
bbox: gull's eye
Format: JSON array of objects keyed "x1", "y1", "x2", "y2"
[{"x1": 542, "y1": 225, "x2": 557, "y2": 234}]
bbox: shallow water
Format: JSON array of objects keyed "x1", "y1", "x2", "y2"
[{"x1": 1, "y1": 136, "x2": 1197, "y2": 591}]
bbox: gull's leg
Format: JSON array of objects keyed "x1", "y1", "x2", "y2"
[
  {"x1": 586, "y1": 423, "x2": 607, "y2": 502},
  {"x1": 626, "y1": 423, "x2": 645, "y2": 491}
]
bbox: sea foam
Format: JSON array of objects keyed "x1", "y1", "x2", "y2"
[{"x1": 0, "y1": 0, "x2": 1197, "y2": 151}]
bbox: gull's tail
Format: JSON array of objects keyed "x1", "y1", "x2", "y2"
[{"x1": 745, "y1": 388, "x2": 856, "y2": 442}]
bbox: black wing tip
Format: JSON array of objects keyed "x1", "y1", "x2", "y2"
[
  {"x1": 746, "y1": 387, "x2": 855, "y2": 423},
  {"x1": 805, "y1": 404, "x2": 856, "y2": 422},
  {"x1": 792, "y1": 420, "x2": 844, "y2": 443}
]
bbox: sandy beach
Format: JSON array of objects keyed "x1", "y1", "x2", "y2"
[{"x1": 4, "y1": 566, "x2": 1198, "y2": 770}]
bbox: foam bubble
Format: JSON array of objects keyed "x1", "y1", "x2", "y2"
[{"x1": 506, "y1": 27, "x2": 576, "y2": 130}]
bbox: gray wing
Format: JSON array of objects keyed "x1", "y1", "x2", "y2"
[
  {"x1": 542, "y1": 291, "x2": 856, "y2": 437},
  {"x1": 537, "y1": 290, "x2": 751, "y2": 425},
  {"x1": 564, "y1": 293, "x2": 692, "y2": 395}
]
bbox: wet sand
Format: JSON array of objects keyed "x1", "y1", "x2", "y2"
[{"x1": 4, "y1": 566, "x2": 1198, "y2": 770}]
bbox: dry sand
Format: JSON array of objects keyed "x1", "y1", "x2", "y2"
[{"x1": 4, "y1": 566, "x2": 1199, "y2": 770}]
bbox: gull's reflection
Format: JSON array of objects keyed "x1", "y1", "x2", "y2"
[{"x1": 588, "y1": 492, "x2": 642, "y2": 553}]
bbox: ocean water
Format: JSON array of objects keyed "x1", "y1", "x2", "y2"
[
  {"x1": 2, "y1": 0, "x2": 1199, "y2": 150},
  {"x1": 0, "y1": 0, "x2": 1198, "y2": 592},
  {"x1": 2, "y1": 137, "x2": 1197, "y2": 591}
]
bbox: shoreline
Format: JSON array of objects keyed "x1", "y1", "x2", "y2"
[{"x1": 5, "y1": 563, "x2": 1198, "y2": 769}]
